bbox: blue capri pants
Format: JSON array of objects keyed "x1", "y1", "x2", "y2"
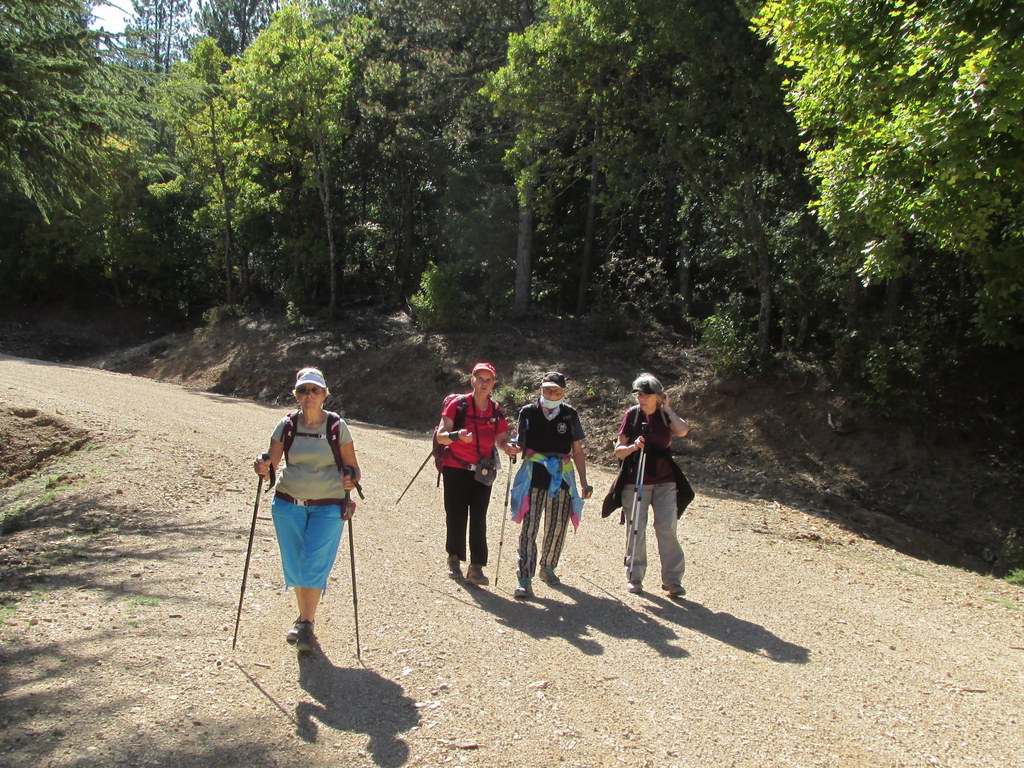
[{"x1": 270, "y1": 497, "x2": 345, "y2": 590}]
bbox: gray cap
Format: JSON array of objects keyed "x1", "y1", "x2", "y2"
[{"x1": 631, "y1": 373, "x2": 664, "y2": 395}]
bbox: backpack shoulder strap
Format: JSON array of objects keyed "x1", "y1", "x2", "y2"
[
  {"x1": 281, "y1": 410, "x2": 299, "y2": 461},
  {"x1": 325, "y1": 411, "x2": 345, "y2": 474},
  {"x1": 453, "y1": 395, "x2": 470, "y2": 430}
]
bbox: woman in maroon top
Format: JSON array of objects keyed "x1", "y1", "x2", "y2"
[
  {"x1": 436, "y1": 362, "x2": 519, "y2": 585},
  {"x1": 613, "y1": 373, "x2": 691, "y2": 596}
]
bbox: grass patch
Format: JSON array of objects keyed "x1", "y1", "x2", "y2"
[
  {"x1": 129, "y1": 596, "x2": 161, "y2": 608},
  {"x1": 1005, "y1": 569, "x2": 1024, "y2": 587},
  {"x1": 0, "y1": 598, "x2": 17, "y2": 623},
  {"x1": 897, "y1": 564, "x2": 927, "y2": 578}
]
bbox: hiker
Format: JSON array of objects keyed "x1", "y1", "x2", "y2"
[
  {"x1": 253, "y1": 366, "x2": 361, "y2": 651},
  {"x1": 606, "y1": 373, "x2": 692, "y2": 597},
  {"x1": 509, "y1": 372, "x2": 592, "y2": 599},
  {"x1": 436, "y1": 362, "x2": 519, "y2": 586}
]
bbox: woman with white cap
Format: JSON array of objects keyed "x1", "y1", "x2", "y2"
[
  {"x1": 603, "y1": 373, "x2": 693, "y2": 597},
  {"x1": 254, "y1": 366, "x2": 361, "y2": 651},
  {"x1": 436, "y1": 362, "x2": 519, "y2": 586}
]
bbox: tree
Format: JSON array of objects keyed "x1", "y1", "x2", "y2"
[
  {"x1": 486, "y1": 0, "x2": 808, "y2": 354},
  {"x1": 154, "y1": 37, "x2": 247, "y2": 303},
  {"x1": 756, "y1": 0, "x2": 1024, "y2": 346},
  {"x1": 195, "y1": 0, "x2": 279, "y2": 56},
  {"x1": 232, "y1": 3, "x2": 370, "y2": 317},
  {"x1": 125, "y1": 0, "x2": 195, "y2": 72},
  {"x1": 0, "y1": 0, "x2": 142, "y2": 220}
]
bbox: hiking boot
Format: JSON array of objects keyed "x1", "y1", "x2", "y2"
[
  {"x1": 465, "y1": 564, "x2": 489, "y2": 586},
  {"x1": 447, "y1": 555, "x2": 463, "y2": 579},
  {"x1": 626, "y1": 581, "x2": 643, "y2": 594},
  {"x1": 538, "y1": 566, "x2": 560, "y2": 584},
  {"x1": 513, "y1": 578, "x2": 533, "y2": 599},
  {"x1": 295, "y1": 620, "x2": 316, "y2": 652},
  {"x1": 663, "y1": 583, "x2": 686, "y2": 597}
]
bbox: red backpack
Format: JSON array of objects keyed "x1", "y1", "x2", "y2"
[{"x1": 431, "y1": 394, "x2": 505, "y2": 485}]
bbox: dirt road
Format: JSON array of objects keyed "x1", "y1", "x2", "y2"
[{"x1": 1, "y1": 353, "x2": 1022, "y2": 768}]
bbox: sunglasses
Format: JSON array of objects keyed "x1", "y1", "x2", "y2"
[{"x1": 296, "y1": 387, "x2": 322, "y2": 395}]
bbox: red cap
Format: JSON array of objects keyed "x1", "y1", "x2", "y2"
[{"x1": 472, "y1": 362, "x2": 496, "y2": 376}]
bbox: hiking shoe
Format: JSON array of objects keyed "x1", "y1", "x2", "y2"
[
  {"x1": 295, "y1": 620, "x2": 316, "y2": 652},
  {"x1": 626, "y1": 581, "x2": 643, "y2": 594},
  {"x1": 465, "y1": 564, "x2": 489, "y2": 586},
  {"x1": 663, "y1": 583, "x2": 686, "y2": 597},
  {"x1": 513, "y1": 578, "x2": 533, "y2": 599},
  {"x1": 538, "y1": 567, "x2": 560, "y2": 584},
  {"x1": 447, "y1": 555, "x2": 463, "y2": 579},
  {"x1": 286, "y1": 618, "x2": 308, "y2": 646}
]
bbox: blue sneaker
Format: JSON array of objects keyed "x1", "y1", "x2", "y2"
[{"x1": 513, "y1": 578, "x2": 533, "y2": 599}]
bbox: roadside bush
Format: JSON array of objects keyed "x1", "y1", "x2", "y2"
[
  {"x1": 410, "y1": 262, "x2": 466, "y2": 332},
  {"x1": 699, "y1": 296, "x2": 756, "y2": 375},
  {"x1": 989, "y1": 529, "x2": 1024, "y2": 580}
]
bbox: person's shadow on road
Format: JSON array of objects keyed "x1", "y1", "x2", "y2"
[
  {"x1": 462, "y1": 581, "x2": 689, "y2": 658},
  {"x1": 634, "y1": 590, "x2": 811, "y2": 663},
  {"x1": 461, "y1": 579, "x2": 810, "y2": 664},
  {"x1": 295, "y1": 645, "x2": 419, "y2": 768}
]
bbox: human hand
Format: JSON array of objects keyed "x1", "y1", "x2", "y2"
[
  {"x1": 254, "y1": 455, "x2": 270, "y2": 477},
  {"x1": 581, "y1": 484, "x2": 594, "y2": 500}
]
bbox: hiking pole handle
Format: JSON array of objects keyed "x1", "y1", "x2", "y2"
[{"x1": 233, "y1": 452, "x2": 269, "y2": 650}]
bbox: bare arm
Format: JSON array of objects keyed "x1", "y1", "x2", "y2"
[
  {"x1": 254, "y1": 439, "x2": 285, "y2": 476},
  {"x1": 571, "y1": 439, "x2": 592, "y2": 499},
  {"x1": 661, "y1": 393, "x2": 689, "y2": 437}
]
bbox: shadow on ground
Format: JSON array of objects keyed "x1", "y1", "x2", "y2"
[
  {"x1": 295, "y1": 648, "x2": 420, "y2": 767},
  {"x1": 452, "y1": 579, "x2": 809, "y2": 663}
]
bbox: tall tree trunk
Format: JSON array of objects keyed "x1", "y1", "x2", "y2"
[
  {"x1": 676, "y1": 216, "x2": 692, "y2": 319},
  {"x1": 846, "y1": 266, "x2": 861, "y2": 332},
  {"x1": 398, "y1": 167, "x2": 415, "y2": 297},
  {"x1": 315, "y1": 140, "x2": 338, "y2": 319},
  {"x1": 576, "y1": 125, "x2": 601, "y2": 315},
  {"x1": 513, "y1": 183, "x2": 533, "y2": 315},
  {"x1": 657, "y1": 180, "x2": 675, "y2": 267},
  {"x1": 743, "y1": 176, "x2": 772, "y2": 359}
]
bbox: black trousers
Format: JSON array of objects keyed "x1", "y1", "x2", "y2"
[{"x1": 442, "y1": 466, "x2": 493, "y2": 565}]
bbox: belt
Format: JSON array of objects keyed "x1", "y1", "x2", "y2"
[{"x1": 275, "y1": 491, "x2": 345, "y2": 507}]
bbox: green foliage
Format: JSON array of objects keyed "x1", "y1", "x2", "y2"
[
  {"x1": 202, "y1": 303, "x2": 244, "y2": 325},
  {"x1": 699, "y1": 296, "x2": 757, "y2": 375},
  {"x1": 989, "y1": 530, "x2": 1024, "y2": 579},
  {"x1": 409, "y1": 261, "x2": 469, "y2": 332},
  {"x1": 285, "y1": 301, "x2": 310, "y2": 328},
  {"x1": 756, "y1": 0, "x2": 1024, "y2": 346},
  {"x1": 0, "y1": 0, "x2": 144, "y2": 220},
  {"x1": 1006, "y1": 570, "x2": 1024, "y2": 587}
]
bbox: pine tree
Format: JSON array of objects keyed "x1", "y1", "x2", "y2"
[{"x1": 0, "y1": 0, "x2": 141, "y2": 220}]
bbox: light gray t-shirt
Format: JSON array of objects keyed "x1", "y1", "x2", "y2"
[{"x1": 271, "y1": 413, "x2": 353, "y2": 500}]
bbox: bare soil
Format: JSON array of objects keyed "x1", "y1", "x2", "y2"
[{"x1": 1, "y1": 309, "x2": 1022, "y2": 768}]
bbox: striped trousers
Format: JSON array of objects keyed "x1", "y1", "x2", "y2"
[{"x1": 516, "y1": 486, "x2": 572, "y2": 580}]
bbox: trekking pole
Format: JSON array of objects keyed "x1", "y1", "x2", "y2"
[
  {"x1": 395, "y1": 448, "x2": 433, "y2": 506},
  {"x1": 342, "y1": 465, "x2": 364, "y2": 661},
  {"x1": 626, "y1": 434, "x2": 647, "y2": 587},
  {"x1": 494, "y1": 441, "x2": 518, "y2": 588},
  {"x1": 233, "y1": 452, "x2": 270, "y2": 650}
]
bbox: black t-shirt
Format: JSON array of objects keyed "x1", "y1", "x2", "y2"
[{"x1": 517, "y1": 401, "x2": 585, "y2": 489}]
